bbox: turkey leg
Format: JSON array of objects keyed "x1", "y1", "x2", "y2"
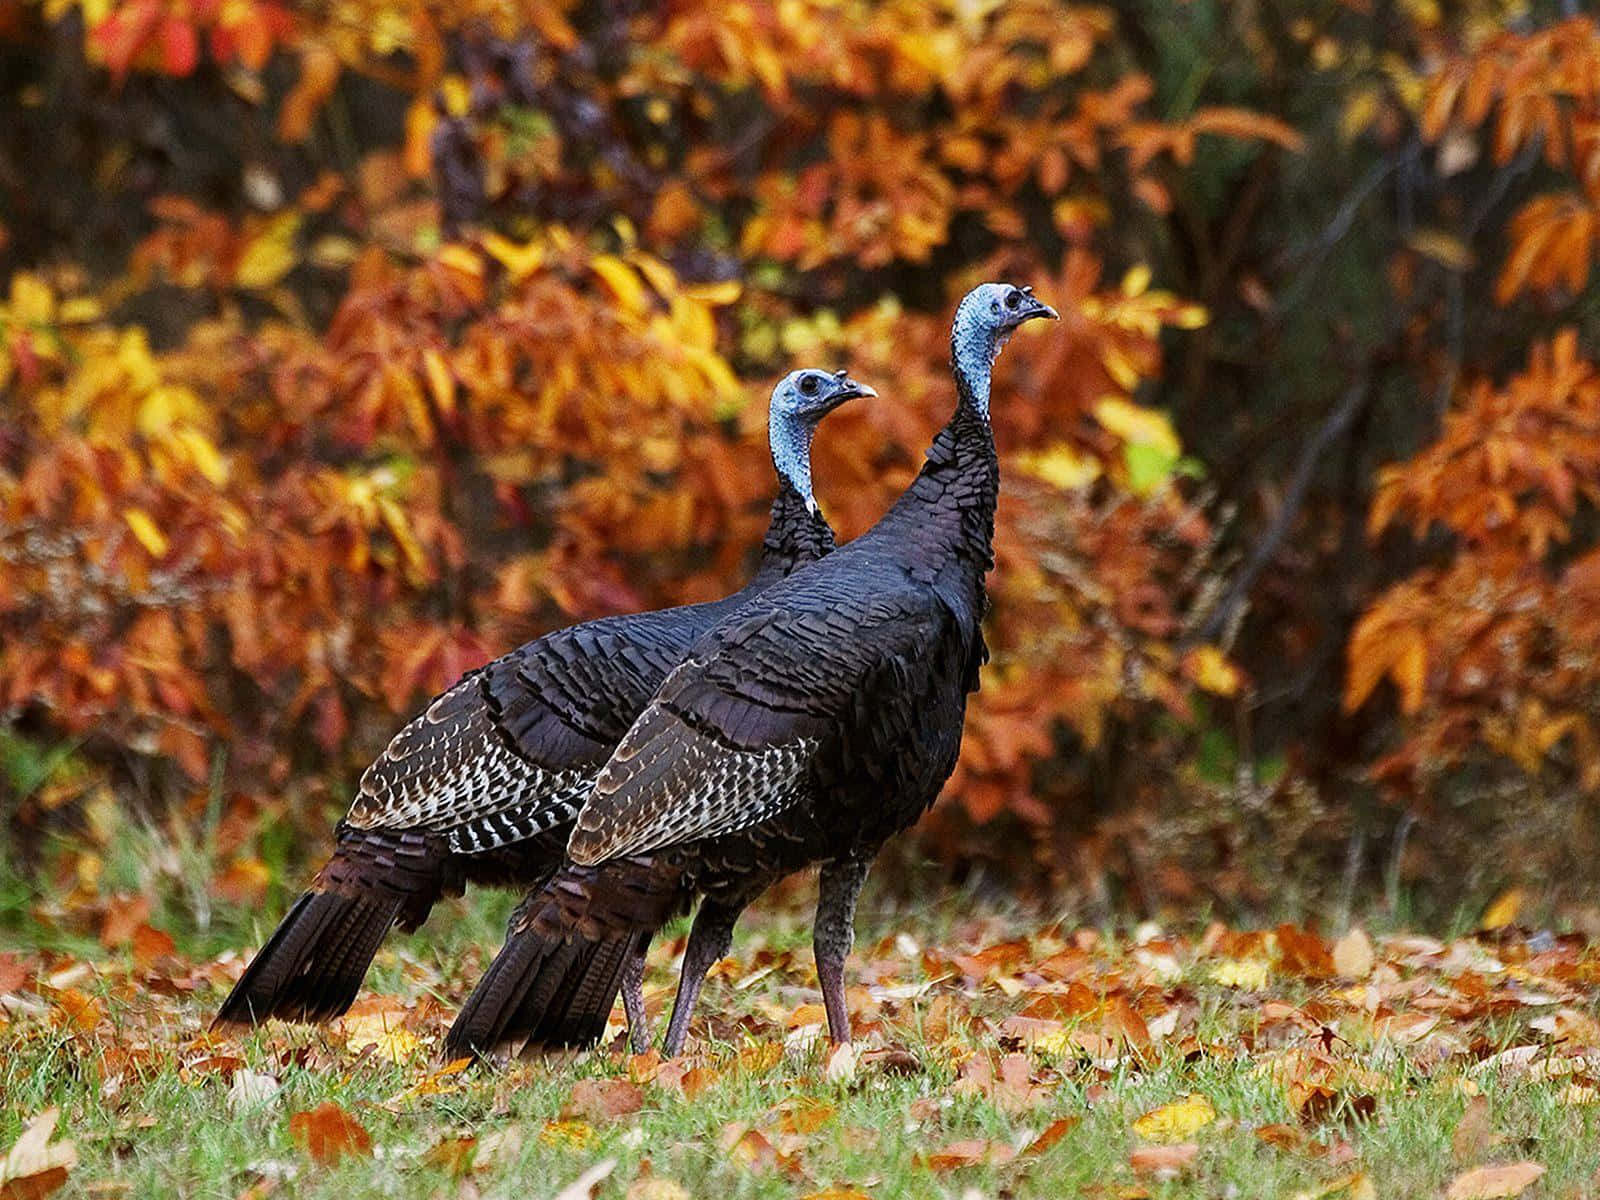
[{"x1": 814, "y1": 856, "x2": 869, "y2": 1045}]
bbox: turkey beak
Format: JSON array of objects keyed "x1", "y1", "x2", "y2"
[
  {"x1": 1021, "y1": 286, "x2": 1058, "y2": 323},
  {"x1": 832, "y1": 373, "x2": 877, "y2": 403}
]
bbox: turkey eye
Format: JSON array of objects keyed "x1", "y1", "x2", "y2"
[
  {"x1": 799, "y1": 375, "x2": 819, "y2": 395},
  {"x1": 1004, "y1": 291, "x2": 1021, "y2": 310}
]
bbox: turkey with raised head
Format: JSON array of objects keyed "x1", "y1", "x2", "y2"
[
  {"x1": 445, "y1": 283, "x2": 1055, "y2": 1059},
  {"x1": 213, "y1": 367, "x2": 874, "y2": 1033}
]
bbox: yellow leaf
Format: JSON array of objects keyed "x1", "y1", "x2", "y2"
[
  {"x1": 1122, "y1": 263, "x2": 1152, "y2": 297},
  {"x1": 1407, "y1": 229, "x2": 1476, "y2": 271},
  {"x1": 339, "y1": 1012, "x2": 421, "y2": 1063},
  {"x1": 682, "y1": 279, "x2": 743, "y2": 306},
  {"x1": 481, "y1": 233, "x2": 546, "y2": 282},
  {"x1": 591, "y1": 254, "x2": 649, "y2": 315},
  {"x1": 436, "y1": 243, "x2": 485, "y2": 277},
  {"x1": 1210, "y1": 960, "x2": 1271, "y2": 989},
  {"x1": 57, "y1": 297, "x2": 102, "y2": 324},
  {"x1": 1017, "y1": 444, "x2": 1101, "y2": 490},
  {"x1": 123, "y1": 508, "x2": 169, "y2": 557},
  {"x1": 421, "y1": 349, "x2": 455, "y2": 414},
  {"x1": 9, "y1": 273, "x2": 56, "y2": 324},
  {"x1": 1132, "y1": 1093, "x2": 1216, "y2": 1143},
  {"x1": 1094, "y1": 397, "x2": 1182, "y2": 458},
  {"x1": 1186, "y1": 645, "x2": 1241, "y2": 697},
  {"x1": 538, "y1": 1120, "x2": 596, "y2": 1149},
  {"x1": 170, "y1": 427, "x2": 230, "y2": 486},
  {"x1": 1480, "y1": 887, "x2": 1523, "y2": 931},
  {"x1": 235, "y1": 213, "x2": 301, "y2": 290},
  {"x1": 137, "y1": 385, "x2": 206, "y2": 436}
]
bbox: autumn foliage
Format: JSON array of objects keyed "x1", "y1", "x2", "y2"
[{"x1": 2, "y1": 1, "x2": 1599, "y2": 919}]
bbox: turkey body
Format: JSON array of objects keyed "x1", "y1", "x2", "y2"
[
  {"x1": 447, "y1": 284, "x2": 1055, "y2": 1059},
  {"x1": 215, "y1": 367, "x2": 870, "y2": 1029}
]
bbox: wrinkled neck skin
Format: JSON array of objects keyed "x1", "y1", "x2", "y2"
[{"x1": 754, "y1": 416, "x2": 835, "y2": 584}]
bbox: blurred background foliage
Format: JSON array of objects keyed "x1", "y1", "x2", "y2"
[{"x1": 3, "y1": 0, "x2": 1600, "y2": 947}]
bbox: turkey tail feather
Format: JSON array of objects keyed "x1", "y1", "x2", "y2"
[{"x1": 213, "y1": 827, "x2": 451, "y2": 1027}]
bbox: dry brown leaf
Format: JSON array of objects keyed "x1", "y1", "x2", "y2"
[
  {"x1": 563, "y1": 1078, "x2": 645, "y2": 1122},
  {"x1": 0, "y1": 1109, "x2": 77, "y2": 1200},
  {"x1": 1452, "y1": 1095, "x2": 1493, "y2": 1161},
  {"x1": 287, "y1": 1102, "x2": 372, "y2": 1165},
  {"x1": 1445, "y1": 1162, "x2": 1545, "y2": 1200}
]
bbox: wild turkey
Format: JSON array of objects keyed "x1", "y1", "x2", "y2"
[
  {"x1": 445, "y1": 283, "x2": 1056, "y2": 1058},
  {"x1": 213, "y1": 367, "x2": 875, "y2": 1032}
]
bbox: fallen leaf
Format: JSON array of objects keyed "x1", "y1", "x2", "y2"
[
  {"x1": 1210, "y1": 960, "x2": 1271, "y2": 989},
  {"x1": 1024, "y1": 1117, "x2": 1079, "y2": 1155},
  {"x1": 824, "y1": 1041, "x2": 858, "y2": 1084},
  {"x1": 563, "y1": 1078, "x2": 645, "y2": 1122},
  {"x1": 539, "y1": 1121, "x2": 597, "y2": 1150},
  {"x1": 227, "y1": 1071, "x2": 281, "y2": 1113},
  {"x1": 1445, "y1": 1162, "x2": 1545, "y2": 1200},
  {"x1": 287, "y1": 1103, "x2": 372, "y2": 1165},
  {"x1": 1128, "y1": 1142, "x2": 1199, "y2": 1177},
  {"x1": 1132, "y1": 1093, "x2": 1216, "y2": 1142},
  {"x1": 1332, "y1": 928, "x2": 1375, "y2": 979},
  {"x1": 551, "y1": 1159, "x2": 617, "y2": 1200},
  {"x1": 921, "y1": 1139, "x2": 1015, "y2": 1171},
  {"x1": 1452, "y1": 1095, "x2": 1493, "y2": 1161},
  {"x1": 777, "y1": 1100, "x2": 836, "y2": 1135},
  {"x1": 0, "y1": 1109, "x2": 77, "y2": 1200},
  {"x1": 1480, "y1": 889, "x2": 1524, "y2": 932}
]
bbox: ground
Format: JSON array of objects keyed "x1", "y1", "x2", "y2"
[{"x1": 4, "y1": 880, "x2": 1600, "y2": 1199}]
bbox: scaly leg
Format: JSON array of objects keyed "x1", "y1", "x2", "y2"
[
  {"x1": 621, "y1": 937, "x2": 650, "y2": 1054},
  {"x1": 814, "y1": 856, "x2": 870, "y2": 1046},
  {"x1": 662, "y1": 898, "x2": 745, "y2": 1057}
]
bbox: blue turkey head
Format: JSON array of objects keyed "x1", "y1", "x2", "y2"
[
  {"x1": 768, "y1": 368, "x2": 875, "y2": 511},
  {"x1": 950, "y1": 283, "x2": 1057, "y2": 417}
]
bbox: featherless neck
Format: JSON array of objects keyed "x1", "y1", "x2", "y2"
[{"x1": 755, "y1": 476, "x2": 836, "y2": 583}]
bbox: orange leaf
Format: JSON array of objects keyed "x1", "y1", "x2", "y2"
[{"x1": 288, "y1": 1103, "x2": 373, "y2": 1165}]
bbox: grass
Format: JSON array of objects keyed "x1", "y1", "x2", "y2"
[{"x1": 5, "y1": 882, "x2": 1600, "y2": 1199}]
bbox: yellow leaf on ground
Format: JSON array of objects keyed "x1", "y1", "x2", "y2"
[
  {"x1": 1480, "y1": 888, "x2": 1523, "y2": 931},
  {"x1": 1210, "y1": 959, "x2": 1271, "y2": 989},
  {"x1": 339, "y1": 1011, "x2": 420, "y2": 1063},
  {"x1": 1132, "y1": 1093, "x2": 1216, "y2": 1143},
  {"x1": 1445, "y1": 1162, "x2": 1545, "y2": 1200}
]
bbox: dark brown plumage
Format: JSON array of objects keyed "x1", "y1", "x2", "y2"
[
  {"x1": 446, "y1": 284, "x2": 1056, "y2": 1059},
  {"x1": 214, "y1": 369, "x2": 872, "y2": 1031}
]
